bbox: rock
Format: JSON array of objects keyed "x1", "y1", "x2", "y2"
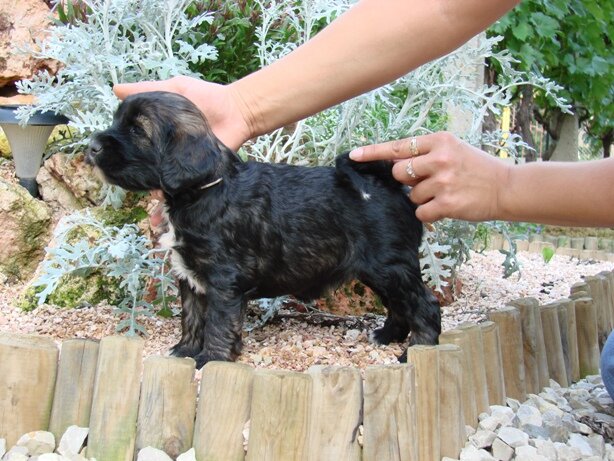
[
  {"x1": 4, "y1": 452, "x2": 28, "y2": 461},
  {"x1": 497, "y1": 426, "x2": 529, "y2": 448},
  {"x1": 567, "y1": 433, "x2": 594, "y2": 456},
  {"x1": 459, "y1": 444, "x2": 495, "y2": 461},
  {"x1": 515, "y1": 403, "x2": 543, "y2": 427},
  {"x1": 37, "y1": 153, "x2": 103, "y2": 209},
  {"x1": 554, "y1": 442, "x2": 583, "y2": 461},
  {"x1": 16, "y1": 430, "x2": 55, "y2": 455},
  {"x1": 0, "y1": 0, "x2": 61, "y2": 87},
  {"x1": 514, "y1": 445, "x2": 548, "y2": 461},
  {"x1": 176, "y1": 447, "x2": 197, "y2": 461},
  {"x1": 491, "y1": 438, "x2": 513, "y2": 461},
  {"x1": 0, "y1": 179, "x2": 51, "y2": 281},
  {"x1": 136, "y1": 447, "x2": 173, "y2": 461},
  {"x1": 587, "y1": 434, "x2": 605, "y2": 458},
  {"x1": 37, "y1": 454, "x2": 63, "y2": 461},
  {"x1": 478, "y1": 415, "x2": 501, "y2": 432},
  {"x1": 57, "y1": 426, "x2": 88, "y2": 456},
  {"x1": 0, "y1": 438, "x2": 5, "y2": 458},
  {"x1": 469, "y1": 430, "x2": 497, "y2": 449},
  {"x1": 520, "y1": 423, "x2": 550, "y2": 440},
  {"x1": 533, "y1": 439, "x2": 558, "y2": 459},
  {"x1": 489, "y1": 405, "x2": 515, "y2": 427},
  {"x1": 3, "y1": 445, "x2": 29, "y2": 460}
]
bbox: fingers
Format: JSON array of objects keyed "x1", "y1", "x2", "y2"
[
  {"x1": 113, "y1": 78, "x2": 181, "y2": 100},
  {"x1": 349, "y1": 133, "x2": 443, "y2": 162}
]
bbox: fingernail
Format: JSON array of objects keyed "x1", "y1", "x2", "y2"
[{"x1": 349, "y1": 148, "x2": 363, "y2": 160}]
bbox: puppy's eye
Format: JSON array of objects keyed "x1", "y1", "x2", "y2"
[{"x1": 130, "y1": 125, "x2": 144, "y2": 136}]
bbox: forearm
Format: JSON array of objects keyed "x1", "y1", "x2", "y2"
[
  {"x1": 498, "y1": 158, "x2": 614, "y2": 227},
  {"x1": 230, "y1": 0, "x2": 519, "y2": 139}
]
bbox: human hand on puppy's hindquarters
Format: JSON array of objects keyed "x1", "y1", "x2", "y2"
[
  {"x1": 113, "y1": 76, "x2": 251, "y2": 151},
  {"x1": 349, "y1": 132, "x2": 511, "y2": 224}
]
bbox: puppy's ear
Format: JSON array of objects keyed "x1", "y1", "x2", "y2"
[{"x1": 159, "y1": 132, "x2": 222, "y2": 195}]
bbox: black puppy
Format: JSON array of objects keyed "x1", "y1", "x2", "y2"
[{"x1": 87, "y1": 91, "x2": 440, "y2": 367}]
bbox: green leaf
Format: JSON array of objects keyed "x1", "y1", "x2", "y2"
[
  {"x1": 530, "y1": 12, "x2": 560, "y2": 38},
  {"x1": 512, "y1": 22, "x2": 533, "y2": 41},
  {"x1": 542, "y1": 246, "x2": 555, "y2": 263}
]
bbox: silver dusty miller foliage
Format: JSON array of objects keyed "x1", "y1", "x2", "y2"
[
  {"x1": 16, "y1": 0, "x2": 216, "y2": 136},
  {"x1": 16, "y1": 0, "x2": 217, "y2": 206}
]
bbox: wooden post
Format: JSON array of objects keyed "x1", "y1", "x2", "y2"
[
  {"x1": 87, "y1": 336, "x2": 144, "y2": 461},
  {"x1": 598, "y1": 271, "x2": 614, "y2": 331},
  {"x1": 49, "y1": 339, "x2": 99, "y2": 441},
  {"x1": 540, "y1": 305, "x2": 568, "y2": 387},
  {"x1": 363, "y1": 365, "x2": 417, "y2": 461},
  {"x1": 136, "y1": 357, "x2": 197, "y2": 458},
  {"x1": 307, "y1": 366, "x2": 362, "y2": 461},
  {"x1": 456, "y1": 324, "x2": 489, "y2": 415},
  {"x1": 438, "y1": 344, "x2": 464, "y2": 460},
  {"x1": 551, "y1": 300, "x2": 572, "y2": 385},
  {"x1": 508, "y1": 298, "x2": 542, "y2": 394},
  {"x1": 480, "y1": 321, "x2": 506, "y2": 405},
  {"x1": 246, "y1": 370, "x2": 312, "y2": 461},
  {"x1": 554, "y1": 299, "x2": 580, "y2": 383},
  {"x1": 584, "y1": 276, "x2": 609, "y2": 347},
  {"x1": 439, "y1": 329, "x2": 476, "y2": 427},
  {"x1": 0, "y1": 333, "x2": 58, "y2": 448},
  {"x1": 488, "y1": 307, "x2": 526, "y2": 401},
  {"x1": 194, "y1": 362, "x2": 254, "y2": 461},
  {"x1": 574, "y1": 297, "x2": 600, "y2": 377},
  {"x1": 406, "y1": 346, "x2": 439, "y2": 461}
]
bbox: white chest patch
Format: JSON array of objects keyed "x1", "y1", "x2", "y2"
[{"x1": 159, "y1": 209, "x2": 207, "y2": 295}]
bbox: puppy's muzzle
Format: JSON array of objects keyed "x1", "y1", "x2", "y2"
[{"x1": 85, "y1": 137, "x2": 103, "y2": 166}]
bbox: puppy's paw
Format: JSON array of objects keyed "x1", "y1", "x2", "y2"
[
  {"x1": 170, "y1": 342, "x2": 201, "y2": 359},
  {"x1": 193, "y1": 349, "x2": 236, "y2": 369},
  {"x1": 370, "y1": 324, "x2": 409, "y2": 345}
]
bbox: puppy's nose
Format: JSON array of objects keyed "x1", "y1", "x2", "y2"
[{"x1": 86, "y1": 138, "x2": 103, "y2": 165}]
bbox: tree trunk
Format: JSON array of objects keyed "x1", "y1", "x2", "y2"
[
  {"x1": 601, "y1": 129, "x2": 612, "y2": 158},
  {"x1": 549, "y1": 113, "x2": 579, "y2": 162},
  {"x1": 514, "y1": 86, "x2": 537, "y2": 162}
]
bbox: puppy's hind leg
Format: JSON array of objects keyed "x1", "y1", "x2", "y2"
[
  {"x1": 363, "y1": 266, "x2": 441, "y2": 360},
  {"x1": 170, "y1": 279, "x2": 207, "y2": 359}
]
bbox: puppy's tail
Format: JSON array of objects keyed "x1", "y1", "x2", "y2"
[{"x1": 335, "y1": 152, "x2": 405, "y2": 193}]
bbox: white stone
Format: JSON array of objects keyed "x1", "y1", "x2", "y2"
[
  {"x1": 515, "y1": 445, "x2": 549, "y2": 461},
  {"x1": 137, "y1": 447, "x2": 173, "y2": 461},
  {"x1": 533, "y1": 438, "x2": 558, "y2": 459},
  {"x1": 491, "y1": 438, "x2": 513, "y2": 461},
  {"x1": 177, "y1": 447, "x2": 197, "y2": 461},
  {"x1": 587, "y1": 434, "x2": 605, "y2": 458},
  {"x1": 16, "y1": 430, "x2": 55, "y2": 455},
  {"x1": 516, "y1": 403, "x2": 543, "y2": 427},
  {"x1": 38, "y1": 454, "x2": 63, "y2": 461},
  {"x1": 4, "y1": 446, "x2": 29, "y2": 457},
  {"x1": 478, "y1": 415, "x2": 501, "y2": 432},
  {"x1": 3, "y1": 452, "x2": 29, "y2": 461},
  {"x1": 0, "y1": 438, "x2": 6, "y2": 458},
  {"x1": 497, "y1": 426, "x2": 529, "y2": 448},
  {"x1": 568, "y1": 433, "x2": 594, "y2": 456},
  {"x1": 469, "y1": 430, "x2": 497, "y2": 449},
  {"x1": 489, "y1": 405, "x2": 515, "y2": 427},
  {"x1": 554, "y1": 442, "x2": 583, "y2": 461},
  {"x1": 58, "y1": 426, "x2": 89, "y2": 456},
  {"x1": 459, "y1": 444, "x2": 495, "y2": 461}
]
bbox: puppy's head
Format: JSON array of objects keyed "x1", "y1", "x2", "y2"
[{"x1": 87, "y1": 91, "x2": 228, "y2": 195}]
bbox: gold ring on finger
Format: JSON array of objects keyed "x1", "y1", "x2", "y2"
[
  {"x1": 408, "y1": 137, "x2": 419, "y2": 157},
  {"x1": 406, "y1": 158, "x2": 418, "y2": 180}
]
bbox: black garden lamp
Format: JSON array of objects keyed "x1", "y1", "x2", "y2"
[{"x1": 0, "y1": 105, "x2": 69, "y2": 197}]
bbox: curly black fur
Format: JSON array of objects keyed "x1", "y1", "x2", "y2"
[{"x1": 87, "y1": 91, "x2": 440, "y2": 367}]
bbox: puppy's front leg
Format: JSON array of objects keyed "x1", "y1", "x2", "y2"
[
  {"x1": 193, "y1": 288, "x2": 245, "y2": 368},
  {"x1": 170, "y1": 279, "x2": 207, "y2": 359}
]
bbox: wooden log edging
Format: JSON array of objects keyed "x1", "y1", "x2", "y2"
[
  {"x1": 0, "y1": 268, "x2": 613, "y2": 461},
  {"x1": 487, "y1": 232, "x2": 614, "y2": 262}
]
